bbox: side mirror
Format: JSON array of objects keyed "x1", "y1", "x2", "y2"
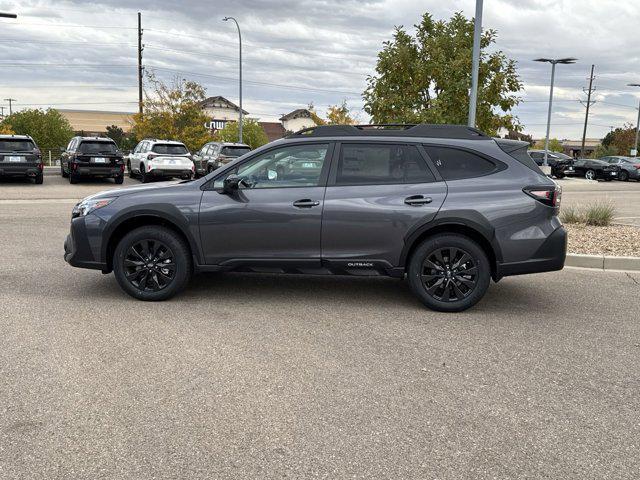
[{"x1": 222, "y1": 174, "x2": 242, "y2": 193}]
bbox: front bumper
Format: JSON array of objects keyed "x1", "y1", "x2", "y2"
[
  {"x1": 64, "y1": 215, "x2": 108, "y2": 271},
  {"x1": 496, "y1": 226, "x2": 567, "y2": 279}
]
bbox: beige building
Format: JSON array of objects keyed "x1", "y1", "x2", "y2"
[
  {"x1": 58, "y1": 109, "x2": 134, "y2": 135},
  {"x1": 198, "y1": 96, "x2": 248, "y2": 131},
  {"x1": 279, "y1": 109, "x2": 317, "y2": 133}
]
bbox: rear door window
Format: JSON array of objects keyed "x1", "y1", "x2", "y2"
[
  {"x1": 152, "y1": 144, "x2": 188, "y2": 155},
  {"x1": 336, "y1": 143, "x2": 435, "y2": 185},
  {"x1": 220, "y1": 146, "x2": 251, "y2": 157},
  {"x1": 423, "y1": 146, "x2": 500, "y2": 180},
  {"x1": 0, "y1": 139, "x2": 35, "y2": 152},
  {"x1": 78, "y1": 141, "x2": 117, "y2": 154}
]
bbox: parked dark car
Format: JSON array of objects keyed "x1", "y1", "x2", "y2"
[
  {"x1": 192, "y1": 142, "x2": 251, "y2": 175},
  {"x1": 61, "y1": 137, "x2": 125, "y2": 184},
  {"x1": 528, "y1": 149, "x2": 575, "y2": 178},
  {"x1": 599, "y1": 156, "x2": 640, "y2": 181},
  {"x1": 64, "y1": 124, "x2": 566, "y2": 312},
  {"x1": 0, "y1": 134, "x2": 44, "y2": 184},
  {"x1": 572, "y1": 158, "x2": 620, "y2": 180}
]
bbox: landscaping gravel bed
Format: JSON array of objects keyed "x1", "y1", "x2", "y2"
[{"x1": 565, "y1": 224, "x2": 640, "y2": 256}]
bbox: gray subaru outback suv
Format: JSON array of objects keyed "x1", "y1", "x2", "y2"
[{"x1": 64, "y1": 124, "x2": 566, "y2": 312}]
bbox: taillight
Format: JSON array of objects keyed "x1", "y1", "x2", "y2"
[{"x1": 523, "y1": 185, "x2": 561, "y2": 208}]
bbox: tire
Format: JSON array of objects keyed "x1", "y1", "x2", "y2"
[
  {"x1": 127, "y1": 161, "x2": 135, "y2": 178},
  {"x1": 34, "y1": 173, "x2": 43, "y2": 185},
  {"x1": 585, "y1": 169, "x2": 596, "y2": 180},
  {"x1": 113, "y1": 226, "x2": 192, "y2": 301},
  {"x1": 619, "y1": 171, "x2": 629, "y2": 181},
  {"x1": 207, "y1": 164, "x2": 215, "y2": 174},
  {"x1": 140, "y1": 164, "x2": 150, "y2": 183},
  {"x1": 61, "y1": 163, "x2": 69, "y2": 178},
  {"x1": 554, "y1": 171, "x2": 565, "y2": 179},
  {"x1": 69, "y1": 172, "x2": 79, "y2": 184},
  {"x1": 114, "y1": 175, "x2": 124, "y2": 184},
  {"x1": 407, "y1": 234, "x2": 491, "y2": 312}
]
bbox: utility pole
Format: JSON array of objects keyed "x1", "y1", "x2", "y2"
[
  {"x1": 467, "y1": 0, "x2": 483, "y2": 128},
  {"x1": 628, "y1": 84, "x2": 640, "y2": 157},
  {"x1": 580, "y1": 64, "x2": 596, "y2": 157},
  {"x1": 137, "y1": 12, "x2": 144, "y2": 116},
  {"x1": 4, "y1": 98, "x2": 16, "y2": 115}
]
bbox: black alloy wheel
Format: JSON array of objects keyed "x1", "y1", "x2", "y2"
[
  {"x1": 420, "y1": 247, "x2": 478, "y2": 303},
  {"x1": 408, "y1": 234, "x2": 491, "y2": 312},
  {"x1": 123, "y1": 239, "x2": 176, "y2": 292}
]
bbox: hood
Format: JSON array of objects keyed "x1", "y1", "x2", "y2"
[{"x1": 82, "y1": 179, "x2": 191, "y2": 202}]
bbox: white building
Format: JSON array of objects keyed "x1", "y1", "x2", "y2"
[
  {"x1": 279, "y1": 109, "x2": 317, "y2": 133},
  {"x1": 198, "y1": 96, "x2": 249, "y2": 131}
]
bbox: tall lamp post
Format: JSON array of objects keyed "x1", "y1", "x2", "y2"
[
  {"x1": 223, "y1": 16, "x2": 243, "y2": 144},
  {"x1": 467, "y1": 0, "x2": 483, "y2": 128},
  {"x1": 627, "y1": 83, "x2": 640, "y2": 157},
  {"x1": 534, "y1": 57, "x2": 577, "y2": 170}
]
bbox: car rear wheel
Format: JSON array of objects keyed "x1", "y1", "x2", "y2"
[
  {"x1": 585, "y1": 169, "x2": 596, "y2": 180},
  {"x1": 127, "y1": 161, "x2": 135, "y2": 178},
  {"x1": 114, "y1": 175, "x2": 124, "y2": 184},
  {"x1": 34, "y1": 173, "x2": 43, "y2": 184},
  {"x1": 140, "y1": 164, "x2": 150, "y2": 183},
  {"x1": 61, "y1": 164, "x2": 68, "y2": 178},
  {"x1": 408, "y1": 234, "x2": 491, "y2": 312},
  {"x1": 113, "y1": 226, "x2": 192, "y2": 301},
  {"x1": 69, "y1": 172, "x2": 79, "y2": 184},
  {"x1": 619, "y1": 171, "x2": 629, "y2": 181}
]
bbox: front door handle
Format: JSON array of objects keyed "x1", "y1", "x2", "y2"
[
  {"x1": 404, "y1": 195, "x2": 433, "y2": 206},
  {"x1": 293, "y1": 199, "x2": 320, "y2": 208}
]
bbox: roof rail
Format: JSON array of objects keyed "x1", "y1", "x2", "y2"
[{"x1": 287, "y1": 124, "x2": 491, "y2": 140}]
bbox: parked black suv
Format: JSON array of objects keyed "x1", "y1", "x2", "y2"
[
  {"x1": 0, "y1": 134, "x2": 44, "y2": 184},
  {"x1": 528, "y1": 149, "x2": 575, "y2": 179},
  {"x1": 64, "y1": 124, "x2": 566, "y2": 312},
  {"x1": 61, "y1": 136, "x2": 125, "y2": 184}
]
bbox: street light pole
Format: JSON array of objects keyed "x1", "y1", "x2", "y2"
[
  {"x1": 467, "y1": 0, "x2": 483, "y2": 128},
  {"x1": 627, "y1": 84, "x2": 640, "y2": 157},
  {"x1": 534, "y1": 57, "x2": 577, "y2": 169},
  {"x1": 223, "y1": 16, "x2": 243, "y2": 144}
]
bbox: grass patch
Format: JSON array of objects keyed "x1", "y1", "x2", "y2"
[{"x1": 561, "y1": 202, "x2": 616, "y2": 227}]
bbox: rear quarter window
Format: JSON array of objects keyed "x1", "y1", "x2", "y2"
[{"x1": 423, "y1": 145, "x2": 501, "y2": 180}]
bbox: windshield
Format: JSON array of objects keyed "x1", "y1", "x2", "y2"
[
  {"x1": 0, "y1": 139, "x2": 36, "y2": 152},
  {"x1": 220, "y1": 146, "x2": 251, "y2": 157},
  {"x1": 152, "y1": 144, "x2": 188, "y2": 155},
  {"x1": 79, "y1": 141, "x2": 118, "y2": 154}
]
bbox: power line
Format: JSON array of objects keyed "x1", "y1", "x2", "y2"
[
  {"x1": 147, "y1": 65, "x2": 362, "y2": 96},
  {"x1": 1, "y1": 21, "x2": 136, "y2": 29}
]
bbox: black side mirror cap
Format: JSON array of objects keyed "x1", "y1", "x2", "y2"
[{"x1": 222, "y1": 174, "x2": 241, "y2": 194}]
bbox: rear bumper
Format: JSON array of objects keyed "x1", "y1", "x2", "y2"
[
  {"x1": 0, "y1": 163, "x2": 42, "y2": 177},
  {"x1": 496, "y1": 226, "x2": 567, "y2": 279},
  {"x1": 148, "y1": 168, "x2": 192, "y2": 177},
  {"x1": 74, "y1": 166, "x2": 122, "y2": 177}
]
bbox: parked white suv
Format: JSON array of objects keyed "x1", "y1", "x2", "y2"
[{"x1": 127, "y1": 139, "x2": 194, "y2": 183}]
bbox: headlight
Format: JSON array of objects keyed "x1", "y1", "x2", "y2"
[{"x1": 72, "y1": 197, "x2": 116, "y2": 218}]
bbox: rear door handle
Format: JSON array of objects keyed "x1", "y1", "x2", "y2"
[
  {"x1": 404, "y1": 195, "x2": 433, "y2": 206},
  {"x1": 293, "y1": 199, "x2": 320, "y2": 208}
]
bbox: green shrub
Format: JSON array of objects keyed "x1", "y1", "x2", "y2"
[
  {"x1": 560, "y1": 206, "x2": 582, "y2": 224},
  {"x1": 583, "y1": 202, "x2": 615, "y2": 226},
  {"x1": 562, "y1": 202, "x2": 616, "y2": 227}
]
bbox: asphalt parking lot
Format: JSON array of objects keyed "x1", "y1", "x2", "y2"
[{"x1": 1, "y1": 176, "x2": 639, "y2": 479}]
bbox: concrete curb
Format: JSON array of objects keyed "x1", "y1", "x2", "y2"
[{"x1": 566, "y1": 253, "x2": 640, "y2": 272}]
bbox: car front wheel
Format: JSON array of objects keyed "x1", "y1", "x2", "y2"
[
  {"x1": 408, "y1": 234, "x2": 491, "y2": 312},
  {"x1": 619, "y1": 171, "x2": 629, "y2": 181},
  {"x1": 113, "y1": 226, "x2": 192, "y2": 301},
  {"x1": 585, "y1": 169, "x2": 596, "y2": 180}
]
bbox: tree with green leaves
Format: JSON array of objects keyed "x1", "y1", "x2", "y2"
[
  {"x1": 601, "y1": 123, "x2": 638, "y2": 155},
  {"x1": 131, "y1": 73, "x2": 211, "y2": 152},
  {"x1": 0, "y1": 108, "x2": 74, "y2": 151},
  {"x1": 533, "y1": 138, "x2": 563, "y2": 152},
  {"x1": 214, "y1": 118, "x2": 268, "y2": 150},
  {"x1": 363, "y1": 12, "x2": 522, "y2": 135}
]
